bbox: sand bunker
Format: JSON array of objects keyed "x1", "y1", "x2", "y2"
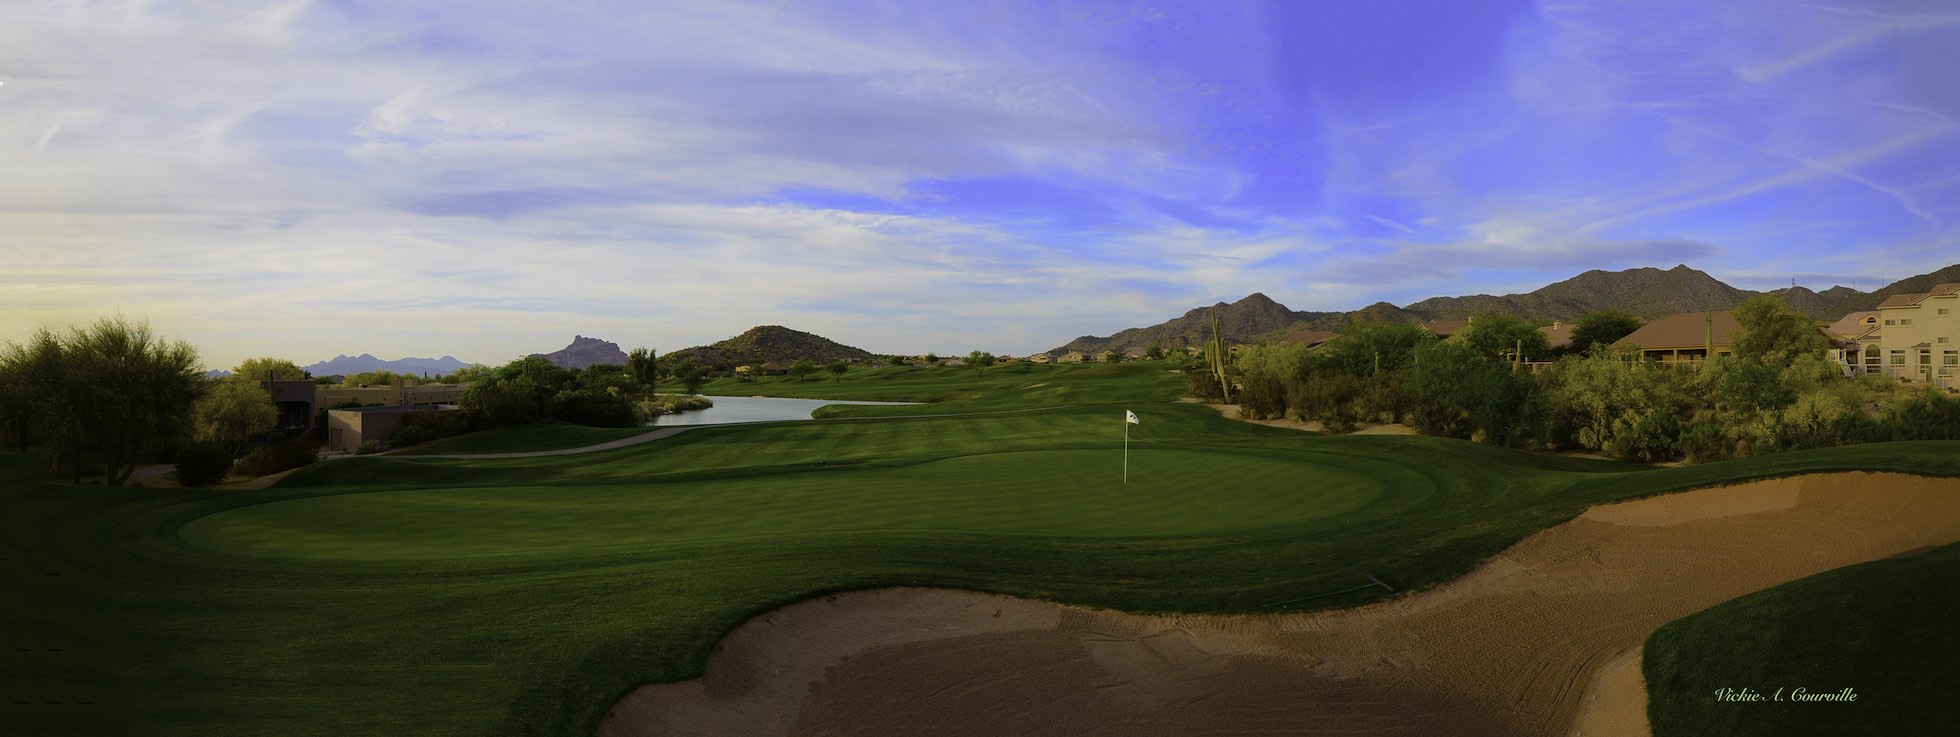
[{"x1": 600, "y1": 472, "x2": 1960, "y2": 737}]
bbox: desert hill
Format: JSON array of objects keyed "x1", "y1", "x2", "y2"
[
  {"x1": 534, "y1": 335, "x2": 629, "y2": 370},
  {"x1": 1052, "y1": 262, "x2": 1959, "y2": 354},
  {"x1": 663, "y1": 326, "x2": 874, "y2": 371}
]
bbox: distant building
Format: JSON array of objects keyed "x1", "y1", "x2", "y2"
[
  {"x1": 1059, "y1": 351, "x2": 1087, "y2": 364},
  {"x1": 1027, "y1": 353, "x2": 1054, "y2": 364},
  {"x1": 1873, "y1": 283, "x2": 1960, "y2": 388},
  {"x1": 758, "y1": 362, "x2": 789, "y2": 375},
  {"x1": 994, "y1": 354, "x2": 1017, "y2": 364},
  {"x1": 1538, "y1": 321, "x2": 1574, "y2": 351},
  {"x1": 317, "y1": 377, "x2": 468, "y2": 408},
  {"x1": 326, "y1": 405, "x2": 462, "y2": 453},
  {"x1": 258, "y1": 378, "x2": 320, "y2": 432},
  {"x1": 1123, "y1": 347, "x2": 1149, "y2": 360},
  {"x1": 1422, "y1": 319, "x2": 1471, "y2": 339},
  {"x1": 1280, "y1": 330, "x2": 1335, "y2": 349},
  {"x1": 1612, "y1": 311, "x2": 1742, "y2": 364},
  {"x1": 1828, "y1": 311, "x2": 1882, "y2": 376}
]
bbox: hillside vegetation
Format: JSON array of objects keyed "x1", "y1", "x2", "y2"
[{"x1": 663, "y1": 325, "x2": 873, "y2": 371}]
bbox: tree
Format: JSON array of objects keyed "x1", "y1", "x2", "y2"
[
  {"x1": 193, "y1": 380, "x2": 277, "y2": 453},
  {"x1": 626, "y1": 347, "x2": 657, "y2": 393},
  {"x1": 1732, "y1": 295, "x2": 1830, "y2": 366},
  {"x1": 1145, "y1": 345, "x2": 1164, "y2": 360},
  {"x1": 1320, "y1": 322, "x2": 1435, "y2": 377},
  {"x1": 458, "y1": 355, "x2": 577, "y2": 427},
  {"x1": 788, "y1": 359, "x2": 818, "y2": 382},
  {"x1": 12, "y1": 318, "x2": 203, "y2": 485},
  {"x1": 229, "y1": 357, "x2": 307, "y2": 383},
  {"x1": 680, "y1": 365, "x2": 707, "y2": 395},
  {"x1": 967, "y1": 351, "x2": 994, "y2": 372},
  {"x1": 1568, "y1": 310, "x2": 1642, "y2": 355},
  {"x1": 1454, "y1": 312, "x2": 1550, "y2": 365},
  {"x1": 925, "y1": 353, "x2": 941, "y2": 367},
  {"x1": 828, "y1": 359, "x2": 851, "y2": 382}
]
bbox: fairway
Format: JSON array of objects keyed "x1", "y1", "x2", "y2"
[
  {"x1": 181, "y1": 448, "x2": 1385, "y2": 559},
  {"x1": 6, "y1": 363, "x2": 1960, "y2": 737}
]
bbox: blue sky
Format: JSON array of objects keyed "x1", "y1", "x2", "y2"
[{"x1": 4, "y1": 0, "x2": 1958, "y2": 369}]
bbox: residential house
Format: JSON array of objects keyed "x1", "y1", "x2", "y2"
[
  {"x1": 1059, "y1": 351, "x2": 1087, "y2": 364},
  {"x1": 316, "y1": 377, "x2": 469, "y2": 409},
  {"x1": 758, "y1": 362, "x2": 789, "y2": 375},
  {"x1": 994, "y1": 354, "x2": 1017, "y2": 364},
  {"x1": 1612, "y1": 311, "x2": 1743, "y2": 364},
  {"x1": 1538, "y1": 321, "x2": 1574, "y2": 351},
  {"x1": 1422, "y1": 318, "x2": 1471, "y2": 339},
  {"x1": 1026, "y1": 353, "x2": 1054, "y2": 364},
  {"x1": 326, "y1": 405, "x2": 463, "y2": 453},
  {"x1": 1280, "y1": 329, "x2": 1335, "y2": 349},
  {"x1": 258, "y1": 378, "x2": 320, "y2": 432},
  {"x1": 1123, "y1": 347, "x2": 1149, "y2": 360},
  {"x1": 1827, "y1": 311, "x2": 1882, "y2": 376},
  {"x1": 1874, "y1": 283, "x2": 1960, "y2": 388}
]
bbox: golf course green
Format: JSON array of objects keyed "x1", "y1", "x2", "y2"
[{"x1": 4, "y1": 361, "x2": 1956, "y2": 736}]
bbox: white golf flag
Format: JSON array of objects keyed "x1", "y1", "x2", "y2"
[{"x1": 1125, "y1": 410, "x2": 1140, "y2": 425}]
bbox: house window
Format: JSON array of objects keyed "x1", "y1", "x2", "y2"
[
  {"x1": 1901, "y1": 318, "x2": 1913, "y2": 326},
  {"x1": 1940, "y1": 308, "x2": 1951, "y2": 315},
  {"x1": 1891, "y1": 350, "x2": 1906, "y2": 365},
  {"x1": 1947, "y1": 350, "x2": 1959, "y2": 367},
  {"x1": 1885, "y1": 319, "x2": 1896, "y2": 325},
  {"x1": 1943, "y1": 337, "x2": 1952, "y2": 344},
  {"x1": 1922, "y1": 351, "x2": 1934, "y2": 366}
]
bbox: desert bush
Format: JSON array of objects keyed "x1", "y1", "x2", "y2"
[
  {"x1": 390, "y1": 424, "x2": 429, "y2": 447},
  {"x1": 356, "y1": 439, "x2": 388, "y2": 455},
  {"x1": 237, "y1": 438, "x2": 318, "y2": 476},
  {"x1": 552, "y1": 388, "x2": 638, "y2": 427},
  {"x1": 174, "y1": 442, "x2": 233, "y2": 487}
]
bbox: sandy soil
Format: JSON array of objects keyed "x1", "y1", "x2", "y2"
[
  {"x1": 1188, "y1": 400, "x2": 1419, "y2": 435},
  {"x1": 600, "y1": 472, "x2": 1960, "y2": 737}
]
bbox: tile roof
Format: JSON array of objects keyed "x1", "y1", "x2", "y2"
[
  {"x1": 1538, "y1": 323, "x2": 1574, "y2": 349},
  {"x1": 1423, "y1": 319, "x2": 1471, "y2": 338},
  {"x1": 1612, "y1": 311, "x2": 1743, "y2": 350},
  {"x1": 1282, "y1": 329, "x2": 1336, "y2": 347}
]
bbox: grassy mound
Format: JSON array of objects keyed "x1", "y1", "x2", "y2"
[{"x1": 1645, "y1": 542, "x2": 1960, "y2": 736}]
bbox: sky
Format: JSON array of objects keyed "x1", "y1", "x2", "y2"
[{"x1": 4, "y1": 0, "x2": 1959, "y2": 370}]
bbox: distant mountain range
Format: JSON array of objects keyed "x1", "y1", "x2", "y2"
[
  {"x1": 302, "y1": 353, "x2": 474, "y2": 378},
  {"x1": 1051, "y1": 262, "x2": 1960, "y2": 354},
  {"x1": 663, "y1": 325, "x2": 874, "y2": 370},
  {"x1": 534, "y1": 335, "x2": 629, "y2": 370}
]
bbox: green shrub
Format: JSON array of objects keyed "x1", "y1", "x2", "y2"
[
  {"x1": 390, "y1": 424, "x2": 429, "y2": 447},
  {"x1": 174, "y1": 442, "x2": 233, "y2": 487},
  {"x1": 356, "y1": 439, "x2": 388, "y2": 455},
  {"x1": 552, "y1": 388, "x2": 637, "y2": 427},
  {"x1": 237, "y1": 438, "x2": 318, "y2": 476}
]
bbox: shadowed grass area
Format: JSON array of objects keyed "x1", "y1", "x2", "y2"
[
  {"x1": 5, "y1": 362, "x2": 1959, "y2": 736},
  {"x1": 1644, "y1": 542, "x2": 1960, "y2": 736},
  {"x1": 390, "y1": 420, "x2": 655, "y2": 455}
]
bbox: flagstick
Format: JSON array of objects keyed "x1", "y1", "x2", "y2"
[{"x1": 1123, "y1": 419, "x2": 1130, "y2": 485}]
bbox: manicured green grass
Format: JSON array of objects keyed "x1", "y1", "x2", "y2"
[
  {"x1": 391, "y1": 420, "x2": 654, "y2": 455},
  {"x1": 1644, "y1": 543, "x2": 1960, "y2": 736},
  {"x1": 5, "y1": 361, "x2": 1958, "y2": 736},
  {"x1": 704, "y1": 360, "x2": 1188, "y2": 415}
]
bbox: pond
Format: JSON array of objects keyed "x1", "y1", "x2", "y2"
[{"x1": 644, "y1": 395, "x2": 917, "y2": 426}]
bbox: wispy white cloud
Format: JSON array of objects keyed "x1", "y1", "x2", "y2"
[{"x1": 2, "y1": 0, "x2": 1957, "y2": 368}]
